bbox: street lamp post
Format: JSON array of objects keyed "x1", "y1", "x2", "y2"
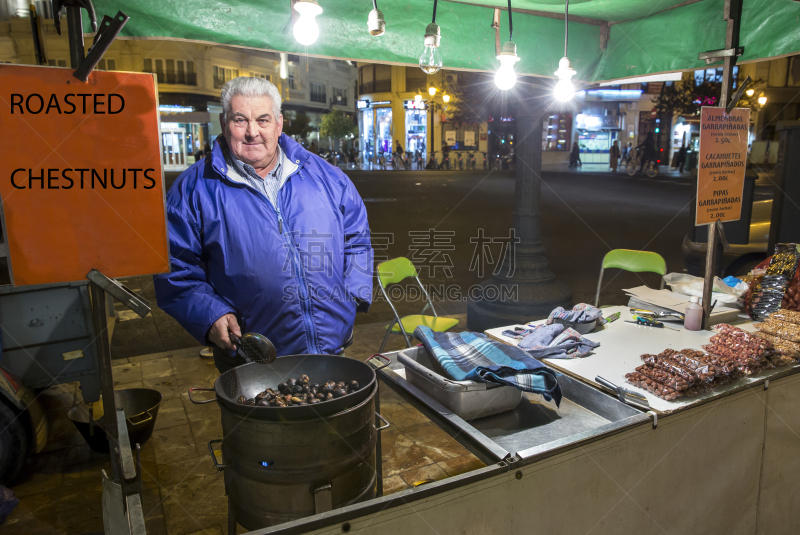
[
  {"x1": 467, "y1": 88, "x2": 572, "y2": 330},
  {"x1": 423, "y1": 85, "x2": 450, "y2": 169},
  {"x1": 427, "y1": 100, "x2": 440, "y2": 168}
]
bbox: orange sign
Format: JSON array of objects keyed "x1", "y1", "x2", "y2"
[
  {"x1": 695, "y1": 106, "x2": 750, "y2": 226},
  {"x1": 0, "y1": 65, "x2": 168, "y2": 286}
]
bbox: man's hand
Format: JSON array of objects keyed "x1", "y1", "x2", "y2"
[{"x1": 209, "y1": 313, "x2": 241, "y2": 350}]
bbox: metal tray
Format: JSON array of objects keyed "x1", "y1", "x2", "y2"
[
  {"x1": 374, "y1": 349, "x2": 649, "y2": 463},
  {"x1": 397, "y1": 348, "x2": 522, "y2": 421}
]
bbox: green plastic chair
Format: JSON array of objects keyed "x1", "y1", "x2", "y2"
[
  {"x1": 594, "y1": 249, "x2": 667, "y2": 307},
  {"x1": 377, "y1": 257, "x2": 459, "y2": 352}
]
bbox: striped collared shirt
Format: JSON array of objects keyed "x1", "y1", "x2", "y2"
[{"x1": 224, "y1": 143, "x2": 287, "y2": 209}]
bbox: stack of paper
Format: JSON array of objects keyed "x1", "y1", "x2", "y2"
[{"x1": 623, "y1": 286, "x2": 742, "y2": 325}]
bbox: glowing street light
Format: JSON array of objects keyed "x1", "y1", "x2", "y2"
[
  {"x1": 428, "y1": 86, "x2": 437, "y2": 96},
  {"x1": 758, "y1": 95, "x2": 767, "y2": 106},
  {"x1": 442, "y1": 93, "x2": 450, "y2": 103}
]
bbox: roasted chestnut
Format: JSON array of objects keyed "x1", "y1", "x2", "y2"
[
  {"x1": 333, "y1": 388, "x2": 346, "y2": 398},
  {"x1": 326, "y1": 393, "x2": 334, "y2": 400},
  {"x1": 316, "y1": 392, "x2": 325, "y2": 400},
  {"x1": 257, "y1": 399, "x2": 269, "y2": 406},
  {"x1": 290, "y1": 396, "x2": 302, "y2": 404},
  {"x1": 310, "y1": 398, "x2": 321, "y2": 404},
  {"x1": 299, "y1": 374, "x2": 310, "y2": 384},
  {"x1": 323, "y1": 382, "x2": 335, "y2": 394},
  {"x1": 312, "y1": 383, "x2": 320, "y2": 391},
  {"x1": 349, "y1": 380, "x2": 359, "y2": 391},
  {"x1": 301, "y1": 385, "x2": 311, "y2": 394},
  {"x1": 293, "y1": 385, "x2": 304, "y2": 394},
  {"x1": 281, "y1": 388, "x2": 292, "y2": 396},
  {"x1": 277, "y1": 382, "x2": 288, "y2": 391},
  {"x1": 237, "y1": 395, "x2": 246, "y2": 404},
  {"x1": 287, "y1": 378, "x2": 297, "y2": 387}
]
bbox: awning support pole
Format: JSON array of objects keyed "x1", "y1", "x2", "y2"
[{"x1": 700, "y1": 0, "x2": 743, "y2": 328}]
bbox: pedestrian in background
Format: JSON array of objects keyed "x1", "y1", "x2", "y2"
[
  {"x1": 609, "y1": 141, "x2": 620, "y2": 172},
  {"x1": 676, "y1": 144, "x2": 688, "y2": 173},
  {"x1": 569, "y1": 142, "x2": 581, "y2": 168}
]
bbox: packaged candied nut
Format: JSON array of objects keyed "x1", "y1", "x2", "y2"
[
  {"x1": 625, "y1": 371, "x2": 682, "y2": 401},
  {"x1": 641, "y1": 354, "x2": 698, "y2": 386},
  {"x1": 749, "y1": 243, "x2": 800, "y2": 320},
  {"x1": 634, "y1": 364, "x2": 693, "y2": 392},
  {"x1": 755, "y1": 319, "x2": 800, "y2": 343},
  {"x1": 769, "y1": 309, "x2": 800, "y2": 326},
  {"x1": 702, "y1": 343, "x2": 763, "y2": 368},
  {"x1": 754, "y1": 331, "x2": 800, "y2": 359},
  {"x1": 766, "y1": 353, "x2": 796, "y2": 367}
]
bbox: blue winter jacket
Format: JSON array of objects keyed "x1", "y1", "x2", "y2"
[{"x1": 153, "y1": 134, "x2": 373, "y2": 356}]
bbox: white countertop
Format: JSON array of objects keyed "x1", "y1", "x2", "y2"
[{"x1": 485, "y1": 306, "x2": 795, "y2": 414}]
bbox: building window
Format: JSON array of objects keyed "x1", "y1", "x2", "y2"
[
  {"x1": 768, "y1": 56, "x2": 800, "y2": 87},
  {"x1": 96, "y1": 58, "x2": 116, "y2": 70},
  {"x1": 250, "y1": 72, "x2": 271, "y2": 81},
  {"x1": 310, "y1": 82, "x2": 326, "y2": 103},
  {"x1": 693, "y1": 66, "x2": 738, "y2": 85},
  {"x1": 288, "y1": 54, "x2": 301, "y2": 63},
  {"x1": 145, "y1": 58, "x2": 197, "y2": 85},
  {"x1": 286, "y1": 75, "x2": 296, "y2": 90},
  {"x1": 213, "y1": 65, "x2": 240, "y2": 89},
  {"x1": 47, "y1": 59, "x2": 67, "y2": 67},
  {"x1": 333, "y1": 87, "x2": 347, "y2": 106}
]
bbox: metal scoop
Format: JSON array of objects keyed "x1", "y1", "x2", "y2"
[
  {"x1": 229, "y1": 332, "x2": 278, "y2": 364},
  {"x1": 596, "y1": 376, "x2": 651, "y2": 411}
]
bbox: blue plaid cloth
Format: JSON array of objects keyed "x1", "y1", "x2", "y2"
[{"x1": 414, "y1": 326, "x2": 562, "y2": 406}]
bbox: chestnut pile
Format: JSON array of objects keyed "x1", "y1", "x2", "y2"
[{"x1": 236, "y1": 374, "x2": 361, "y2": 407}]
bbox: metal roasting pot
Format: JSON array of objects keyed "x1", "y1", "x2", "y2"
[
  {"x1": 188, "y1": 354, "x2": 388, "y2": 419},
  {"x1": 188, "y1": 354, "x2": 391, "y2": 531}
]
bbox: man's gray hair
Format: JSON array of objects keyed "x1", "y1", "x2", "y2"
[{"x1": 220, "y1": 77, "x2": 282, "y2": 122}]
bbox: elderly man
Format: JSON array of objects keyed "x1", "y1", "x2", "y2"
[{"x1": 154, "y1": 77, "x2": 373, "y2": 372}]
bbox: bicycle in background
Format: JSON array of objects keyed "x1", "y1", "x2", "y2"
[
  {"x1": 455, "y1": 152, "x2": 464, "y2": 170},
  {"x1": 426, "y1": 150, "x2": 439, "y2": 170},
  {"x1": 467, "y1": 151, "x2": 476, "y2": 170}
]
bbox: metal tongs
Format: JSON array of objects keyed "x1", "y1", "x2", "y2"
[
  {"x1": 596, "y1": 376, "x2": 651, "y2": 410},
  {"x1": 229, "y1": 331, "x2": 278, "y2": 364},
  {"x1": 629, "y1": 308, "x2": 685, "y2": 321}
]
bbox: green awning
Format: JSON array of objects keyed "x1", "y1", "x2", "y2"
[{"x1": 89, "y1": 0, "x2": 800, "y2": 82}]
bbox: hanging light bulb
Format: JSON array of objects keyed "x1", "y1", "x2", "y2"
[
  {"x1": 293, "y1": 0, "x2": 323, "y2": 46},
  {"x1": 419, "y1": 23, "x2": 443, "y2": 74},
  {"x1": 495, "y1": 41, "x2": 520, "y2": 90},
  {"x1": 367, "y1": 0, "x2": 385, "y2": 36},
  {"x1": 552, "y1": 0, "x2": 576, "y2": 101},
  {"x1": 553, "y1": 57, "x2": 576, "y2": 102},
  {"x1": 494, "y1": 1, "x2": 519, "y2": 91}
]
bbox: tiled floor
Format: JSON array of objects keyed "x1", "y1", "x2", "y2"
[{"x1": 5, "y1": 316, "x2": 484, "y2": 535}]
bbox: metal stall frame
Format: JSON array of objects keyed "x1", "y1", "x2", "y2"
[{"x1": 245, "y1": 356, "x2": 800, "y2": 535}]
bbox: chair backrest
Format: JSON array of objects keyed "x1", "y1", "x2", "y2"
[
  {"x1": 602, "y1": 249, "x2": 666, "y2": 276},
  {"x1": 377, "y1": 257, "x2": 418, "y2": 288}
]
